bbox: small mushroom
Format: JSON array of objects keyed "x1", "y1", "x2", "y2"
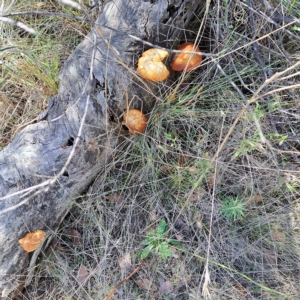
[
  {"x1": 19, "y1": 230, "x2": 46, "y2": 252},
  {"x1": 138, "y1": 48, "x2": 170, "y2": 81},
  {"x1": 170, "y1": 42, "x2": 202, "y2": 71},
  {"x1": 122, "y1": 109, "x2": 147, "y2": 134}
]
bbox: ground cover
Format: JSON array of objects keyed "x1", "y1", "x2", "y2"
[{"x1": 1, "y1": 1, "x2": 300, "y2": 299}]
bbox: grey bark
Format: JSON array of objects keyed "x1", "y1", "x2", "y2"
[{"x1": 0, "y1": 0, "x2": 200, "y2": 297}]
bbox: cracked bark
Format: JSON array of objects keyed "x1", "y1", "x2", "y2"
[{"x1": 0, "y1": 0, "x2": 200, "y2": 297}]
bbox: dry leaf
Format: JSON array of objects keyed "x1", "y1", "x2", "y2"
[
  {"x1": 159, "y1": 280, "x2": 173, "y2": 295},
  {"x1": 207, "y1": 174, "x2": 215, "y2": 188},
  {"x1": 135, "y1": 278, "x2": 157, "y2": 291},
  {"x1": 271, "y1": 230, "x2": 286, "y2": 242},
  {"x1": 47, "y1": 236, "x2": 69, "y2": 253},
  {"x1": 76, "y1": 264, "x2": 89, "y2": 286},
  {"x1": 178, "y1": 152, "x2": 190, "y2": 167},
  {"x1": 119, "y1": 253, "x2": 132, "y2": 270},
  {"x1": 69, "y1": 229, "x2": 81, "y2": 244},
  {"x1": 236, "y1": 284, "x2": 245, "y2": 295},
  {"x1": 47, "y1": 236, "x2": 59, "y2": 253},
  {"x1": 265, "y1": 254, "x2": 276, "y2": 265},
  {"x1": 19, "y1": 230, "x2": 46, "y2": 252},
  {"x1": 159, "y1": 165, "x2": 172, "y2": 174},
  {"x1": 106, "y1": 193, "x2": 125, "y2": 211},
  {"x1": 262, "y1": 248, "x2": 277, "y2": 265},
  {"x1": 248, "y1": 195, "x2": 263, "y2": 204}
]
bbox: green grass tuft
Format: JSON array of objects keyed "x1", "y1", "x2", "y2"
[{"x1": 220, "y1": 196, "x2": 246, "y2": 221}]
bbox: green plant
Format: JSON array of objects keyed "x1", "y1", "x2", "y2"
[
  {"x1": 140, "y1": 219, "x2": 178, "y2": 260},
  {"x1": 220, "y1": 196, "x2": 245, "y2": 221},
  {"x1": 233, "y1": 133, "x2": 261, "y2": 158}
]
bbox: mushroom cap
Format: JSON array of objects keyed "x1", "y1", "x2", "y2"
[
  {"x1": 138, "y1": 48, "x2": 170, "y2": 81},
  {"x1": 19, "y1": 230, "x2": 46, "y2": 252},
  {"x1": 122, "y1": 109, "x2": 147, "y2": 134},
  {"x1": 170, "y1": 42, "x2": 202, "y2": 71}
]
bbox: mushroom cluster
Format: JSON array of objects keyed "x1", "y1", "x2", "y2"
[
  {"x1": 126, "y1": 42, "x2": 202, "y2": 134},
  {"x1": 137, "y1": 43, "x2": 202, "y2": 82}
]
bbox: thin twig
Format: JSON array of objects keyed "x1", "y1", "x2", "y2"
[
  {"x1": 1, "y1": 11, "x2": 86, "y2": 21},
  {"x1": 103, "y1": 260, "x2": 145, "y2": 300},
  {"x1": 0, "y1": 16, "x2": 35, "y2": 34},
  {"x1": 127, "y1": 34, "x2": 214, "y2": 57},
  {"x1": 258, "y1": 83, "x2": 300, "y2": 98},
  {"x1": 202, "y1": 110, "x2": 225, "y2": 298},
  {"x1": 57, "y1": 0, "x2": 82, "y2": 11}
]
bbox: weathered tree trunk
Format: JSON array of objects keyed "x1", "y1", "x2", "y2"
[{"x1": 0, "y1": 0, "x2": 200, "y2": 297}]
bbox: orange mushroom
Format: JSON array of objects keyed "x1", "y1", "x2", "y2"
[
  {"x1": 19, "y1": 230, "x2": 46, "y2": 252},
  {"x1": 122, "y1": 109, "x2": 147, "y2": 134},
  {"x1": 170, "y1": 42, "x2": 202, "y2": 71},
  {"x1": 138, "y1": 48, "x2": 170, "y2": 81}
]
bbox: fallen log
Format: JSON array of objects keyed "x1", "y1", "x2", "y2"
[{"x1": 0, "y1": 0, "x2": 200, "y2": 297}]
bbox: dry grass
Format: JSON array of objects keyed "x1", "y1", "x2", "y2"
[
  {"x1": 1, "y1": 0, "x2": 300, "y2": 299},
  {"x1": 0, "y1": 0, "x2": 94, "y2": 148}
]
